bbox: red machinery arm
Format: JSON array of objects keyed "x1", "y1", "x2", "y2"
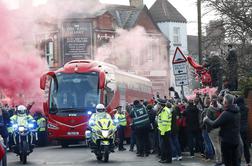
[
  {"x1": 186, "y1": 56, "x2": 212, "y2": 86},
  {"x1": 187, "y1": 56, "x2": 204, "y2": 70}
]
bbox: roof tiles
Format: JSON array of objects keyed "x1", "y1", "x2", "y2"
[{"x1": 149, "y1": 0, "x2": 187, "y2": 23}]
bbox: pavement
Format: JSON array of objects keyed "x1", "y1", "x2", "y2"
[{"x1": 7, "y1": 145, "x2": 215, "y2": 166}]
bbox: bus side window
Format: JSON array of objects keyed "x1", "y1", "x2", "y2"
[{"x1": 104, "y1": 81, "x2": 115, "y2": 107}]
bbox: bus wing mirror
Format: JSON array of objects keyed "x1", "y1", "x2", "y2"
[
  {"x1": 40, "y1": 74, "x2": 47, "y2": 90},
  {"x1": 40, "y1": 71, "x2": 57, "y2": 90},
  {"x1": 99, "y1": 72, "x2": 105, "y2": 89}
]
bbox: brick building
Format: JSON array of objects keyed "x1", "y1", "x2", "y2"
[{"x1": 35, "y1": 0, "x2": 171, "y2": 97}]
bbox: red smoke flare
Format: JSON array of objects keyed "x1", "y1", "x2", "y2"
[{"x1": 0, "y1": 3, "x2": 47, "y2": 111}]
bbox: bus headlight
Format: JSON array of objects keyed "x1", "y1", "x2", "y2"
[
  {"x1": 48, "y1": 123, "x2": 59, "y2": 130},
  {"x1": 87, "y1": 111, "x2": 92, "y2": 115}
]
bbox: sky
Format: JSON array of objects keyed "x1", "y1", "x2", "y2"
[{"x1": 1, "y1": 0, "x2": 216, "y2": 35}]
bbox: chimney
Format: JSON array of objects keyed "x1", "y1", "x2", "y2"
[{"x1": 129, "y1": 0, "x2": 144, "y2": 7}]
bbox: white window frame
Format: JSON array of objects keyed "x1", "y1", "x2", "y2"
[
  {"x1": 173, "y1": 27, "x2": 181, "y2": 44},
  {"x1": 45, "y1": 41, "x2": 54, "y2": 67}
]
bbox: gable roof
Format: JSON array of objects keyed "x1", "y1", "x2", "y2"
[
  {"x1": 149, "y1": 0, "x2": 187, "y2": 23},
  {"x1": 106, "y1": 5, "x2": 142, "y2": 29}
]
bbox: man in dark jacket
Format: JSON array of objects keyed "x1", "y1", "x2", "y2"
[
  {"x1": 130, "y1": 100, "x2": 150, "y2": 157},
  {"x1": 0, "y1": 106, "x2": 10, "y2": 145},
  {"x1": 236, "y1": 96, "x2": 251, "y2": 165},
  {"x1": 204, "y1": 94, "x2": 240, "y2": 166},
  {"x1": 146, "y1": 104, "x2": 156, "y2": 154},
  {"x1": 170, "y1": 104, "x2": 182, "y2": 160},
  {"x1": 184, "y1": 99, "x2": 203, "y2": 157}
]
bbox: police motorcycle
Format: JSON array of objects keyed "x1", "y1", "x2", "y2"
[
  {"x1": 85, "y1": 104, "x2": 117, "y2": 162},
  {"x1": 11, "y1": 105, "x2": 37, "y2": 164}
]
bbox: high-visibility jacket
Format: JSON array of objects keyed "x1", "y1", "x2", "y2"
[
  {"x1": 7, "y1": 126, "x2": 13, "y2": 133},
  {"x1": 114, "y1": 113, "x2": 127, "y2": 126},
  {"x1": 37, "y1": 117, "x2": 46, "y2": 132},
  {"x1": 131, "y1": 105, "x2": 150, "y2": 128},
  {"x1": 89, "y1": 112, "x2": 112, "y2": 126},
  {"x1": 10, "y1": 114, "x2": 34, "y2": 126},
  {"x1": 157, "y1": 106, "x2": 172, "y2": 135}
]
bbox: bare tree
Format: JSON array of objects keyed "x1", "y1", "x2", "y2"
[
  {"x1": 203, "y1": 0, "x2": 252, "y2": 80},
  {"x1": 203, "y1": 0, "x2": 252, "y2": 37}
]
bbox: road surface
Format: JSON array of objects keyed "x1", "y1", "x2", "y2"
[{"x1": 7, "y1": 145, "x2": 214, "y2": 166}]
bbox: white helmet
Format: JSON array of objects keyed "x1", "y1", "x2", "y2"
[
  {"x1": 17, "y1": 105, "x2": 27, "y2": 116},
  {"x1": 96, "y1": 104, "x2": 105, "y2": 113}
]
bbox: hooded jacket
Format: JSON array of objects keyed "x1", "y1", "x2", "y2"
[
  {"x1": 205, "y1": 104, "x2": 240, "y2": 145},
  {"x1": 184, "y1": 103, "x2": 200, "y2": 132},
  {"x1": 236, "y1": 97, "x2": 249, "y2": 133}
]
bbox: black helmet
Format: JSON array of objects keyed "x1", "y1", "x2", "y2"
[{"x1": 157, "y1": 98, "x2": 167, "y2": 106}]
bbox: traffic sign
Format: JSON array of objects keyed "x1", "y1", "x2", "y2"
[
  {"x1": 172, "y1": 47, "x2": 187, "y2": 64},
  {"x1": 175, "y1": 74, "x2": 189, "y2": 86},
  {"x1": 173, "y1": 62, "x2": 187, "y2": 75}
]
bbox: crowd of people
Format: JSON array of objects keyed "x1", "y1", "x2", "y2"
[
  {"x1": 0, "y1": 87, "x2": 251, "y2": 166},
  {"x1": 114, "y1": 90, "x2": 251, "y2": 166}
]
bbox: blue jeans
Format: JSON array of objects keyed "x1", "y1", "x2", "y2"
[
  {"x1": 202, "y1": 130, "x2": 214, "y2": 159},
  {"x1": 188, "y1": 130, "x2": 204, "y2": 156},
  {"x1": 170, "y1": 134, "x2": 181, "y2": 157}
]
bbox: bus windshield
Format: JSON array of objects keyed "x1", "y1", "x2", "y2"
[{"x1": 49, "y1": 72, "x2": 100, "y2": 114}]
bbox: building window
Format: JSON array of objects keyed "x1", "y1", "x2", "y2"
[
  {"x1": 173, "y1": 27, "x2": 181, "y2": 44},
  {"x1": 45, "y1": 41, "x2": 54, "y2": 67}
]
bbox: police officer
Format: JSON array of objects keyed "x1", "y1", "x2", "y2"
[
  {"x1": 10, "y1": 105, "x2": 36, "y2": 151},
  {"x1": 155, "y1": 98, "x2": 172, "y2": 163},
  {"x1": 10, "y1": 105, "x2": 34, "y2": 125},
  {"x1": 114, "y1": 106, "x2": 127, "y2": 151},
  {"x1": 89, "y1": 104, "x2": 112, "y2": 126},
  {"x1": 130, "y1": 100, "x2": 150, "y2": 157},
  {"x1": 36, "y1": 112, "x2": 47, "y2": 147}
]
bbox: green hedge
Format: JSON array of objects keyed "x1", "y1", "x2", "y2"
[{"x1": 239, "y1": 77, "x2": 252, "y2": 98}]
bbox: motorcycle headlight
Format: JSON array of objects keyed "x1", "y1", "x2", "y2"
[
  {"x1": 85, "y1": 130, "x2": 91, "y2": 138},
  {"x1": 88, "y1": 119, "x2": 95, "y2": 126},
  {"x1": 12, "y1": 124, "x2": 18, "y2": 129},
  {"x1": 18, "y1": 126, "x2": 25, "y2": 132},
  {"x1": 114, "y1": 119, "x2": 119, "y2": 124},
  {"x1": 28, "y1": 123, "x2": 34, "y2": 128},
  {"x1": 87, "y1": 111, "x2": 92, "y2": 115},
  {"x1": 101, "y1": 130, "x2": 109, "y2": 138}
]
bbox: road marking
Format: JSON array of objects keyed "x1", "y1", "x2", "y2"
[{"x1": 181, "y1": 163, "x2": 206, "y2": 166}]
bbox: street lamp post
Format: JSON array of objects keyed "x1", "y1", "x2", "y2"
[{"x1": 197, "y1": 0, "x2": 202, "y2": 64}]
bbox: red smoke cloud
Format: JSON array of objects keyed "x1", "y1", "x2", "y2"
[
  {"x1": 0, "y1": 0, "x2": 105, "y2": 110},
  {"x1": 0, "y1": 3, "x2": 47, "y2": 110},
  {"x1": 95, "y1": 26, "x2": 168, "y2": 71}
]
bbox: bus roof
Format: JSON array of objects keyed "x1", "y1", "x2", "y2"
[{"x1": 56, "y1": 60, "x2": 151, "y2": 84}]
